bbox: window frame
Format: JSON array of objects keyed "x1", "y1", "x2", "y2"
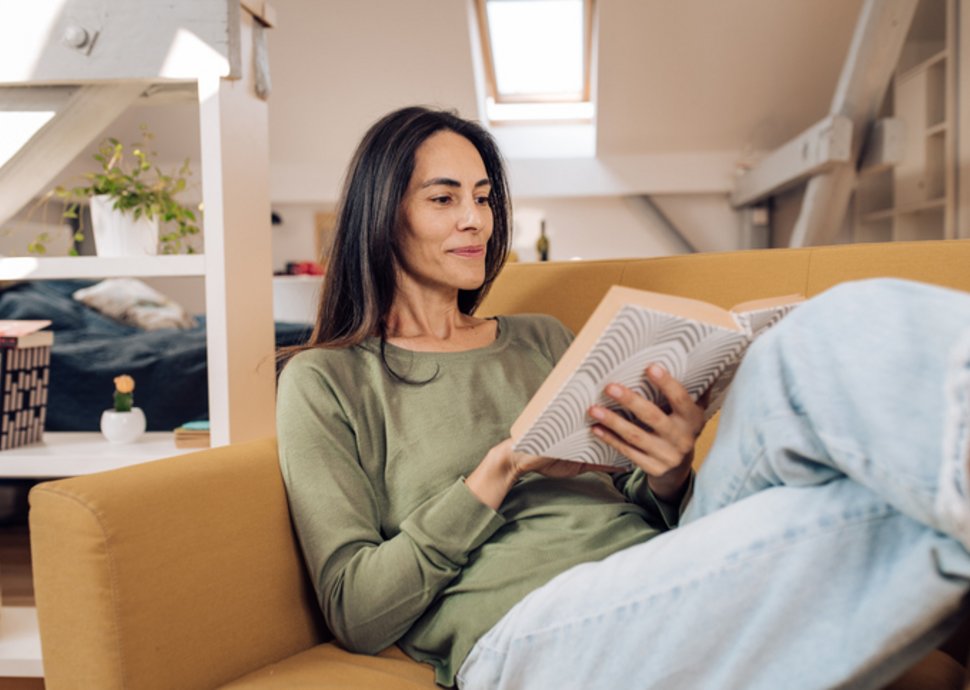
[{"x1": 473, "y1": 0, "x2": 595, "y2": 106}]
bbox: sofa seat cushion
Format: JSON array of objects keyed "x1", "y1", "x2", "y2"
[{"x1": 218, "y1": 643, "x2": 435, "y2": 689}]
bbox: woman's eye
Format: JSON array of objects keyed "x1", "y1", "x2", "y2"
[
  {"x1": 476, "y1": 195, "x2": 491, "y2": 205},
  {"x1": 431, "y1": 196, "x2": 451, "y2": 205}
]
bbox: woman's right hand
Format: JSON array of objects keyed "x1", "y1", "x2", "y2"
[{"x1": 465, "y1": 438, "x2": 619, "y2": 511}]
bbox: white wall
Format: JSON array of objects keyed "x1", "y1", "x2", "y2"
[
  {"x1": 271, "y1": 196, "x2": 695, "y2": 274},
  {"x1": 274, "y1": 193, "x2": 753, "y2": 269},
  {"x1": 512, "y1": 196, "x2": 691, "y2": 262}
]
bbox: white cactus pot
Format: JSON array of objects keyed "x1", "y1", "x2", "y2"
[{"x1": 100, "y1": 407, "x2": 147, "y2": 444}]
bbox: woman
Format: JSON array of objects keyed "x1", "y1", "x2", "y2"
[{"x1": 277, "y1": 106, "x2": 970, "y2": 689}]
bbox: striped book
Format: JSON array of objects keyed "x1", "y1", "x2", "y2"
[
  {"x1": 0, "y1": 321, "x2": 53, "y2": 450},
  {"x1": 511, "y1": 286, "x2": 802, "y2": 468}
]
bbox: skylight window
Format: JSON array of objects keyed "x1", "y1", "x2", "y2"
[{"x1": 474, "y1": 0, "x2": 594, "y2": 122}]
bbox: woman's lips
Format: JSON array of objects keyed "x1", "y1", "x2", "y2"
[{"x1": 449, "y1": 246, "x2": 485, "y2": 258}]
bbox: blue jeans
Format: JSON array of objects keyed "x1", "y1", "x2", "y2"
[{"x1": 458, "y1": 278, "x2": 970, "y2": 690}]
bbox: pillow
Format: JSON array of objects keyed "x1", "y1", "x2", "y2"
[{"x1": 72, "y1": 278, "x2": 198, "y2": 331}]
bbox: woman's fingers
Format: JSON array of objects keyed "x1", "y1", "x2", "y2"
[
  {"x1": 591, "y1": 422, "x2": 674, "y2": 475},
  {"x1": 590, "y1": 402, "x2": 663, "y2": 455},
  {"x1": 589, "y1": 405, "x2": 685, "y2": 469},
  {"x1": 644, "y1": 365, "x2": 705, "y2": 435},
  {"x1": 588, "y1": 365, "x2": 705, "y2": 475}
]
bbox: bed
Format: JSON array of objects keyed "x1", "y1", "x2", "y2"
[{"x1": 0, "y1": 279, "x2": 311, "y2": 431}]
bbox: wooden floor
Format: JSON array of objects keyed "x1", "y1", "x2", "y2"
[
  {"x1": 0, "y1": 680, "x2": 43, "y2": 690},
  {"x1": 0, "y1": 480, "x2": 34, "y2": 608},
  {"x1": 0, "y1": 522, "x2": 32, "y2": 608}
]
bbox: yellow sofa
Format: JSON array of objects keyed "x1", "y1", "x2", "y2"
[{"x1": 29, "y1": 240, "x2": 970, "y2": 689}]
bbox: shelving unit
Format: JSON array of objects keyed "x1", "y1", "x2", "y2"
[
  {"x1": 853, "y1": 0, "x2": 957, "y2": 243},
  {"x1": 0, "y1": 2, "x2": 278, "y2": 683}
]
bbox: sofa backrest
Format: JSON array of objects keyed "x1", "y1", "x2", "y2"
[{"x1": 479, "y1": 239, "x2": 970, "y2": 334}]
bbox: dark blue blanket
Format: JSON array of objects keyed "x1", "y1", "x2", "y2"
[{"x1": 0, "y1": 280, "x2": 311, "y2": 431}]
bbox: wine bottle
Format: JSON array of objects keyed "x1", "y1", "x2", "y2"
[{"x1": 536, "y1": 221, "x2": 550, "y2": 262}]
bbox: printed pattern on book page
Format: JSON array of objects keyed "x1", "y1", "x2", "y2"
[
  {"x1": 514, "y1": 305, "x2": 748, "y2": 468},
  {"x1": 703, "y1": 301, "x2": 801, "y2": 420}
]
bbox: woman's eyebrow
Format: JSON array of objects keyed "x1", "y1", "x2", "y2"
[{"x1": 420, "y1": 177, "x2": 491, "y2": 189}]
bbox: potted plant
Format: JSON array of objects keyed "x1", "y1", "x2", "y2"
[
  {"x1": 29, "y1": 126, "x2": 201, "y2": 256},
  {"x1": 100, "y1": 374, "x2": 146, "y2": 444}
]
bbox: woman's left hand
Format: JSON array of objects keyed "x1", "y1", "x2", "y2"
[{"x1": 588, "y1": 364, "x2": 706, "y2": 502}]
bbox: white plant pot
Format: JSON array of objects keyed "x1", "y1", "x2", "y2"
[
  {"x1": 89, "y1": 194, "x2": 159, "y2": 257},
  {"x1": 100, "y1": 407, "x2": 147, "y2": 444}
]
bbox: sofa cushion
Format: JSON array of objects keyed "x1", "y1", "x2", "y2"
[{"x1": 218, "y1": 644, "x2": 435, "y2": 689}]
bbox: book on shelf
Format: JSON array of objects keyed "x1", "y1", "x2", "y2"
[
  {"x1": 0, "y1": 320, "x2": 53, "y2": 348},
  {"x1": 511, "y1": 286, "x2": 803, "y2": 468},
  {"x1": 174, "y1": 420, "x2": 210, "y2": 449}
]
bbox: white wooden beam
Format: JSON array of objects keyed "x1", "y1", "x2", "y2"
[
  {"x1": 0, "y1": 0, "x2": 240, "y2": 85},
  {"x1": 789, "y1": 0, "x2": 918, "y2": 247},
  {"x1": 858, "y1": 117, "x2": 906, "y2": 175},
  {"x1": 199, "y1": 8, "x2": 276, "y2": 447},
  {"x1": 730, "y1": 115, "x2": 853, "y2": 207},
  {"x1": 0, "y1": 83, "x2": 146, "y2": 227}
]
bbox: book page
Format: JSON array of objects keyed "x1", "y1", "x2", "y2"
[
  {"x1": 511, "y1": 286, "x2": 741, "y2": 441},
  {"x1": 704, "y1": 297, "x2": 803, "y2": 418},
  {"x1": 512, "y1": 301, "x2": 748, "y2": 467}
]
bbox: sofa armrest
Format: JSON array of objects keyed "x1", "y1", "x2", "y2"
[{"x1": 29, "y1": 437, "x2": 327, "y2": 690}]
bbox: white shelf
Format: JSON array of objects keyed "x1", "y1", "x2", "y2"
[
  {"x1": 0, "y1": 606, "x2": 42, "y2": 678},
  {"x1": 0, "y1": 432, "x2": 196, "y2": 478},
  {"x1": 0, "y1": 255, "x2": 206, "y2": 281}
]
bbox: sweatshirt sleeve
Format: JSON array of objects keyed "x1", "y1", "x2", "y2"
[
  {"x1": 613, "y1": 468, "x2": 694, "y2": 530},
  {"x1": 277, "y1": 355, "x2": 506, "y2": 654}
]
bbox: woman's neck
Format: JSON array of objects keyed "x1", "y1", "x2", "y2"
[{"x1": 386, "y1": 284, "x2": 494, "y2": 352}]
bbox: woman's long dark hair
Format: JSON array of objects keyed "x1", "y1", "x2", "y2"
[{"x1": 293, "y1": 107, "x2": 511, "y2": 361}]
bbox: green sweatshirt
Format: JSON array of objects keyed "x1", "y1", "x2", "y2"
[{"x1": 277, "y1": 314, "x2": 684, "y2": 687}]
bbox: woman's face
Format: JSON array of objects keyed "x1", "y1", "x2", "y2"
[{"x1": 396, "y1": 130, "x2": 493, "y2": 296}]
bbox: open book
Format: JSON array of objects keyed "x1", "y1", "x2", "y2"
[{"x1": 511, "y1": 286, "x2": 803, "y2": 468}]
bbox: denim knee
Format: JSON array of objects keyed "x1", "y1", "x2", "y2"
[{"x1": 794, "y1": 277, "x2": 921, "y2": 322}]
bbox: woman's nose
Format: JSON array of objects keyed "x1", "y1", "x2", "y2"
[{"x1": 460, "y1": 198, "x2": 484, "y2": 231}]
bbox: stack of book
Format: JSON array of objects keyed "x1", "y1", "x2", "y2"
[
  {"x1": 0, "y1": 320, "x2": 54, "y2": 451},
  {"x1": 174, "y1": 420, "x2": 210, "y2": 449}
]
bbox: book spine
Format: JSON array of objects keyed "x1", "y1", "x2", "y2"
[{"x1": 0, "y1": 344, "x2": 50, "y2": 450}]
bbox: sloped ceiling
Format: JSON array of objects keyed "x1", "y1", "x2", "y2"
[
  {"x1": 264, "y1": 0, "x2": 865, "y2": 201},
  {"x1": 595, "y1": 0, "x2": 864, "y2": 155},
  {"x1": 36, "y1": 0, "x2": 866, "y2": 205}
]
